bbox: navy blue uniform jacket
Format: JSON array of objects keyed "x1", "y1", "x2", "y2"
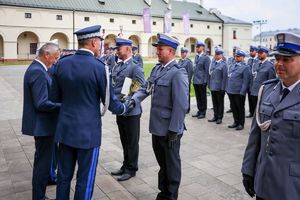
[
  {"x1": 22, "y1": 60, "x2": 61, "y2": 136},
  {"x1": 52, "y1": 50, "x2": 125, "y2": 149}
]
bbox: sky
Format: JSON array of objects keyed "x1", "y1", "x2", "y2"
[{"x1": 185, "y1": 0, "x2": 299, "y2": 37}]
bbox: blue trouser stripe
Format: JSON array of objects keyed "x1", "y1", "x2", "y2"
[{"x1": 84, "y1": 147, "x2": 99, "y2": 200}]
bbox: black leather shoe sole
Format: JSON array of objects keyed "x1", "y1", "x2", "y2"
[
  {"x1": 236, "y1": 125, "x2": 244, "y2": 130},
  {"x1": 208, "y1": 118, "x2": 217, "y2": 122},
  {"x1": 117, "y1": 173, "x2": 135, "y2": 181},
  {"x1": 246, "y1": 115, "x2": 253, "y2": 118},
  {"x1": 111, "y1": 169, "x2": 124, "y2": 176},
  {"x1": 197, "y1": 115, "x2": 205, "y2": 119},
  {"x1": 228, "y1": 124, "x2": 238, "y2": 128},
  {"x1": 216, "y1": 119, "x2": 222, "y2": 124}
]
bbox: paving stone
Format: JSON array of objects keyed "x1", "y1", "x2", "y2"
[{"x1": 217, "y1": 173, "x2": 242, "y2": 186}]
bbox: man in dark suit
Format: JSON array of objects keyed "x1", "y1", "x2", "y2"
[
  {"x1": 132, "y1": 33, "x2": 189, "y2": 200},
  {"x1": 192, "y1": 42, "x2": 211, "y2": 119},
  {"x1": 132, "y1": 46, "x2": 143, "y2": 66},
  {"x1": 110, "y1": 38, "x2": 145, "y2": 181},
  {"x1": 52, "y1": 25, "x2": 129, "y2": 200},
  {"x1": 242, "y1": 32, "x2": 300, "y2": 200},
  {"x1": 22, "y1": 42, "x2": 61, "y2": 200}
]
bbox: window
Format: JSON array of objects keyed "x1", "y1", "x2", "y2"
[
  {"x1": 153, "y1": 21, "x2": 156, "y2": 25},
  {"x1": 233, "y1": 30, "x2": 237, "y2": 39},
  {"x1": 30, "y1": 43, "x2": 37, "y2": 55},
  {"x1": 171, "y1": 23, "x2": 174, "y2": 27},
  {"x1": 56, "y1": 15, "x2": 62, "y2": 20},
  {"x1": 109, "y1": 18, "x2": 114, "y2": 23},
  {"x1": 270, "y1": 38, "x2": 272, "y2": 41},
  {"x1": 190, "y1": 24, "x2": 193, "y2": 28},
  {"x1": 25, "y1": 13, "x2": 32, "y2": 18},
  {"x1": 132, "y1": 20, "x2": 136, "y2": 24},
  {"x1": 219, "y1": 26, "x2": 222, "y2": 30},
  {"x1": 191, "y1": 44, "x2": 195, "y2": 53},
  {"x1": 84, "y1": 17, "x2": 90, "y2": 22},
  {"x1": 207, "y1": 25, "x2": 210, "y2": 29}
]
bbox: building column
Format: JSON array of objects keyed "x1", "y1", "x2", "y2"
[{"x1": 4, "y1": 40, "x2": 17, "y2": 60}]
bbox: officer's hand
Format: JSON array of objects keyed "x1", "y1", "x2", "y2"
[
  {"x1": 168, "y1": 131, "x2": 178, "y2": 149},
  {"x1": 124, "y1": 99, "x2": 135, "y2": 114},
  {"x1": 242, "y1": 174, "x2": 255, "y2": 198}
]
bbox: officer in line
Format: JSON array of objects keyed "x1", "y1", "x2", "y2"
[
  {"x1": 178, "y1": 47, "x2": 193, "y2": 113},
  {"x1": 242, "y1": 32, "x2": 300, "y2": 200},
  {"x1": 226, "y1": 46, "x2": 238, "y2": 113},
  {"x1": 226, "y1": 50, "x2": 251, "y2": 130},
  {"x1": 192, "y1": 42, "x2": 211, "y2": 119},
  {"x1": 22, "y1": 42, "x2": 61, "y2": 200},
  {"x1": 132, "y1": 46, "x2": 144, "y2": 66},
  {"x1": 110, "y1": 38, "x2": 145, "y2": 181},
  {"x1": 208, "y1": 48, "x2": 227, "y2": 124},
  {"x1": 52, "y1": 25, "x2": 131, "y2": 200},
  {"x1": 249, "y1": 46, "x2": 276, "y2": 115},
  {"x1": 131, "y1": 33, "x2": 189, "y2": 200},
  {"x1": 246, "y1": 45, "x2": 259, "y2": 118}
]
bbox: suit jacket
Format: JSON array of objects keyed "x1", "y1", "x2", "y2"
[
  {"x1": 242, "y1": 79, "x2": 300, "y2": 200},
  {"x1": 111, "y1": 58, "x2": 145, "y2": 116},
  {"x1": 225, "y1": 62, "x2": 251, "y2": 96},
  {"x1": 250, "y1": 60, "x2": 276, "y2": 96},
  {"x1": 132, "y1": 53, "x2": 143, "y2": 66},
  {"x1": 192, "y1": 54, "x2": 211, "y2": 84},
  {"x1": 178, "y1": 58, "x2": 193, "y2": 84},
  {"x1": 52, "y1": 50, "x2": 125, "y2": 149},
  {"x1": 22, "y1": 60, "x2": 61, "y2": 137},
  {"x1": 132, "y1": 60, "x2": 189, "y2": 136},
  {"x1": 208, "y1": 59, "x2": 227, "y2": 91}
]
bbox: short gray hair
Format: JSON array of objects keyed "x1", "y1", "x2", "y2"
[{"x1": 38, "y1": 42, "x2": 60, "y2": 56}]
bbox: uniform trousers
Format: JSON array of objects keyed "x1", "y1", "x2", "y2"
[
  {"x1": 193, "y1": 83, "x2": 207, "y2": 115},
  {"x1": 32, "y1": 136, "x2": 54, "y2": 200},
  {"x1": 211, "y1": 90, "x2": 225, "y2": 119},
  {"x1": 49, "y1": 143, "x2": 58, "y2": 182},
  {"x1": 56, "y1": 143, "x2": 99, "y2": 200},
  {"x1": 249, "y1": 95, "x2": 258, "y2": 116},
  {"x1": 116, "y1": 114, "x2": 141, "y2": 175},
  {"x1": 256, "y1": 197, "x2": 264, "y2": 200},
  {"x1": 152, "y1": 134, "x2": 182, "y2": 200},
  {"x1": 228, "y1": 94, "x2": 246, "y2": 126}
]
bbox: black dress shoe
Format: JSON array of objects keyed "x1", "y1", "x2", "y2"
[
  {"x1": 111, "y1": 169, "x2": 124, "y2": 176},
  {"x1": 226, "y1": 109, "x2": 232, "y2": 113},
  {"x1": 117, "y1": 173, "x2": 135, "y2": 181},
  {"x1": 228, "y1": 123, "x2": 238, "y2": 128},
  {"x1": 216, "y1": 119, "x2": 222, "y2": 124},
  {"x1": 208, "y1": 118, "x2": 217, "y2": 122},
  {"x1": 246, "y1": 114, "x2": 253, "y2": 118},
  {"x1": 236, "y1": 125, "x2": 244, "y2": 130},
  {"x1": 192, "y1": 112, "x2": 200, "y2": 117},
  {"x1": 47, "y1": 179, "x2": 57, "y2": 186},
  {"x1": 197, "y1": 114, "x2": 205, "y2": 119}
]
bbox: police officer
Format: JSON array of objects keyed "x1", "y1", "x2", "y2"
[
  {"x1": 249, "y1": 46, "x2": 276, "y2": 115},
  {"x1": 242, "y1": 32, "x2": 300, "y2": 200},
  {"x1": 246, "y1": 45, "x2": 259, "y2": 118},
  {"x1": 178, "y1": 47, "x2": 193, "y2": 113},
  {"x1": 22, "y1": 42, "x2": 61, "y2": 200},
  {"x1": 132, "y1": 33, "x2": 188, "y2": 200},
  {"x1": 226, "y1": 50, "x2": 251, "y2": 130},
  {"x1": 226, "y1": 46, "x2": 238, "y2": 113},
  {"x1": 110, "y1": 38, "x2": 145, "y2": 181},
  {"x1": 208, "y1": 48, "x2": 227, "y2": 124},
  {"x1": 52, "y1": 25, "x2": 129, "y2": 200},
  {"x1": 132, "y1": 46, "x2": 144, "y2": 66},
  {"x1": 192, "y1": 42, "x2": 211, "y2": 119}
]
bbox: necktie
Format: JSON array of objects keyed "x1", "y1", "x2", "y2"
[{"x1": 280, "y1": 88, "x2": 290, "y2": 102}]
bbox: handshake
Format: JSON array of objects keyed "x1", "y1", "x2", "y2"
[{"x1": 122, "y1": 97, "x2": 136, "y2": 114}]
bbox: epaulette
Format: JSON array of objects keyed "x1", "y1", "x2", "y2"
[
  {"x1": 186, "y1": 58, "x2": 192, "y2": 62},
  {"x1": 262, "y1": 78, "x2": 279, "y2": 85},
  {"x1": 132, "y1": 59, "x2": 139, "y2": 65},
  {"x1": 173, "y1": 63, "x2": 182, "y2": 69}
]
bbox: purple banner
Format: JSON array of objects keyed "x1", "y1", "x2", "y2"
[
  {"x1": 164, "y1": 10, "x2": 172, "y2": 34},
  {"x1": 143, "y1": 8, "x2": 151, "y2": 33},
  {"x1": 183, "y1": 13, "x2": 190, "y2": 35}
]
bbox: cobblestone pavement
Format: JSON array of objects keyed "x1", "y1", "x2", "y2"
[{"x1": 0, "y1": 65, "x2": 253, "y2": 200}]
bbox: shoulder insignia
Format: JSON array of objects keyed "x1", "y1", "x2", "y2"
[{"x1": 262, "y1": 78, "x2": 280, "y2": 85}]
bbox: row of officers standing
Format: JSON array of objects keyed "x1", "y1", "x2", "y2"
[{"x1": 177, "y1": 43, "x2": 276, "y2": 131}]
